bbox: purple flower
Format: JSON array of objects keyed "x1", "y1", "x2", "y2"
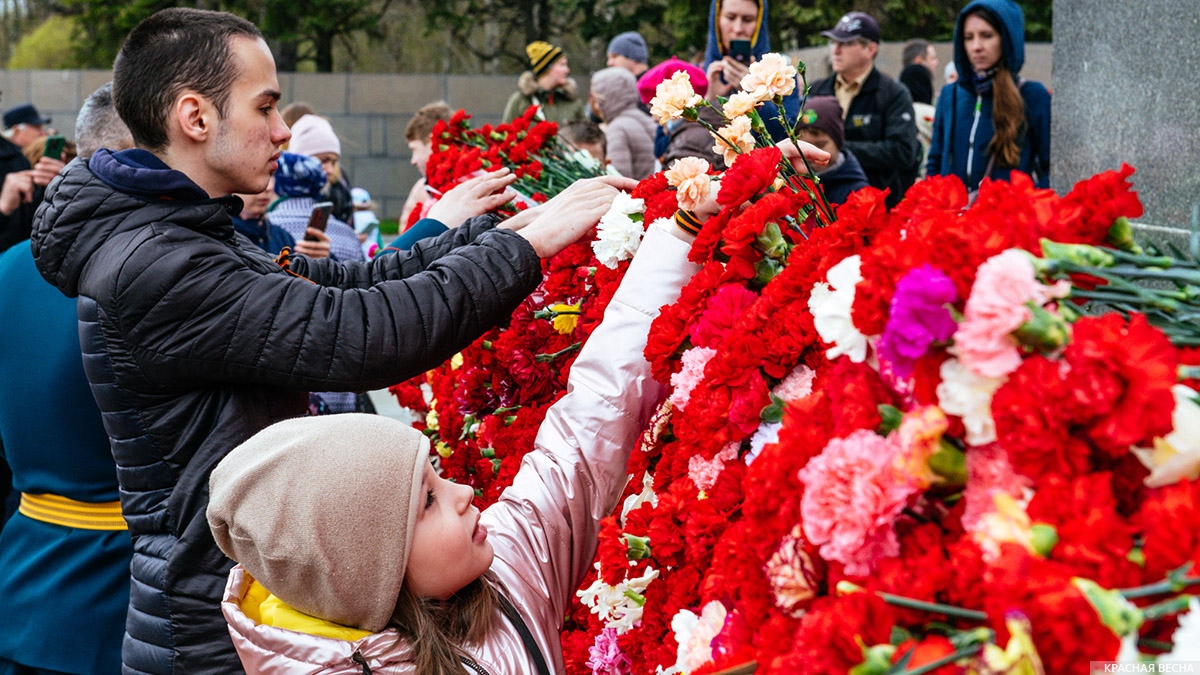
[
  {"x1": 586, "y1": 628, "x2": 632, "y2": 675},
  {"x1": 878, "y1": 264, "x2": 958, "y2": 379}
]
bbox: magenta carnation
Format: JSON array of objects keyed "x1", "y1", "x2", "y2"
[
  {"x1": 877, "y1": 264, "x2": 958, "y2": 379},
  {"x1": 688, "y1": 284, "x2": 759, "y2": 348},
  {"x1": 798, "y1": 429, "x2": 920, "y2": 575}
]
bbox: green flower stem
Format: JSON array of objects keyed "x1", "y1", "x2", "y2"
[
  {"x1": 1120, "y1": 576, "x2": 1200, "y2": 599},
  {"x1": 770, "y1": 89, "x2": 836, "y2": 227},
  {"x1": 875, "y1": 592, "x2": 988, "y2": 621},
  {"x1": 534, "y1": 342, "x2": 581, "y2": 363},
  {"x1": 891, "y1": 645, "x2": 984, "y2": 675},
  {"x1": 1142, "y1": 594, "x2": 1193, "y2": 621}
]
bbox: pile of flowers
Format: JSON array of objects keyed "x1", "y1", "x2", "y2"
[
  {"x1": 559, "y1": 58, "x2": 1200, "y2": 674},
  {"x1": 393, "y1": 59, "x2": 1200, "y2": 674},
  {"x1": 411, "y1": 105, "x2": 605, "y2": 229}
]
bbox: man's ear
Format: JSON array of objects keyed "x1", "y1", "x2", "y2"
[{"x1": 175, "y1": 91, "x2": 214, "y2": 144}]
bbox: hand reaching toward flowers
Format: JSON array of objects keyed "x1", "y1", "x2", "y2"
[
  {"x1": 778, "y1": 138, "x2": 831, "y2": 171},
  {"x1": 502, "y1": 175, "x2": 638, "y2": 258},
  {"x1": 427, "y1": 168, "x2": 518, "y2": 229}
]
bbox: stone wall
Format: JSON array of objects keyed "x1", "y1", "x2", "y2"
[{"x1": 1052, "y1": 0, "x2": 1200, "y2": 247}]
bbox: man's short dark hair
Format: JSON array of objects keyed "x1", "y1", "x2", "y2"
[
  {"x1": 113, "y1": 8, "x2": 262, "y2": 151},
  {"x1": 558, "y1": 120, "x2": 606, "y2": 155},
  {"x1": 404, "y1": 101, "x2": 452, "y2": 143},
  {"x1": 902, "y1": 39, "x2": 932, "y2": 67}
]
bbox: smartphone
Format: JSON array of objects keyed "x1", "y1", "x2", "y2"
[
  {"x1": 43, "y1": 135, "x2": 66, "y2": 161},
  {"x1": 729, "y1": 39, "x2": 753, "y2": 66},
  {"x1": 303, "y1": 201, "x2": 334, "y2": 241}
]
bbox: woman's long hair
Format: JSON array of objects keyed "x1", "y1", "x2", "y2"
[
  {"x1": 389, "y1": 572, "x2": 501, "y2": 674},
  {"x1": 970, "y1": 9, "x2": 1025, "y2": 168}
]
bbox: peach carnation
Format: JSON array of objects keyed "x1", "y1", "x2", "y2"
[
  {"x1": 664, "y1": 157, "x2": 713, "y2": 212},
  {"x1": 650, "y1": 70, "x2": 703, "y2": 125},
  {"x1": 740, "y1": 53, "x2": 797, "y2": 102},
  {"x1": 711, "y1": 115, "x2": 755, "y2": 167}
]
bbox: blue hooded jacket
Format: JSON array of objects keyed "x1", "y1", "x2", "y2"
[
  {"x1": 926, "y1": 0, "x2": 1051, "y2": 190},
  {"x1": 704, "y1": 0, "x2": 800, "y2": 142}
]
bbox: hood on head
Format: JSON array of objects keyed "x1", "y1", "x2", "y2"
[
  {"x1": 705, "y1": 0, "x2": 769, "y2": 68},
  {"x1": 953, "y1": 0, "x2": 1026, "y2": 93},
  {"x1": 590, "y1": 67, "x2": 640, "y2": 121}
]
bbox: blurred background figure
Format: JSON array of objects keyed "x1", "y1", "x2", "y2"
[
  {"x1": 350, "y1": 187, "x2": 383, "y2": 259},
  {"x1": 3, "y1": 104, "x2": 51, "y2": 150},
  {"x1": 0, "y1": 82, "x2": 134, "y2": 675},
  {"x1": 641, "y1": 57, "x2": 723, "y2": 169},
  {"x1": 558, "y1": 120, "x2": 607, "y2": 170},
  {"x1": 288, "y1": 114, "x2": 354, "y2": 223},
  {"x1": 926, "y1": 0, "x2": 1050, "y2": 192},
  {"x1": 503, "y1": 40, "x2": 585, "y2": 124},
  {"x1": 400, "y1": 101, "x2": 452, "y2": 228},
  {"x1": 232, "y1": 176, "x2": 307, "y2": 257},
  {"x1": 0, "y1": 103, "x2": 63, "y2": 252},
  {"x1": 795, "y1": 96, "x2": 870, "y2": 206},
  {"x1": 899, "y1": 38, "x2": 938, "y2": 105},
  {"x1": 267, "y1": 151, "x2": 360, "y2": 262},
  {"x1": 589, "y1": 67, "x2": 656, "y2": 179}
]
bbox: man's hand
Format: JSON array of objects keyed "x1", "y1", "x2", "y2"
[
  {"x1": 0, "y1": 170, "x2": 36, "y2": 216},
  {"x1": 294, "y1": 228, "x2": 331, "y2": 259},
  {"x1": 426, "y1": 169, "x2": 518, "y2": 228},
  {"x1": 510, "y1": 175, "x2": 638, "y2": 258},
  {"x1": 778, "y1": 138, "x2": 832, "y2": 172}
]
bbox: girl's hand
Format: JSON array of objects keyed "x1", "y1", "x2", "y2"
[{"x1": 777, "y1": 139, "x2": 832, "y2": 171}]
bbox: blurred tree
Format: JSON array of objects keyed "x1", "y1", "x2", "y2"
[{"x1": 7, "y1": 14, "x2": 90, "y2": 68}]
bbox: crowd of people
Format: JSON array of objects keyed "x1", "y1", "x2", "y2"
[{"x1": 0, "y1": 0, "x2": 1049, "y2": 673}]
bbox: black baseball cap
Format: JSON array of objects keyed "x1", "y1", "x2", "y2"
[
  {"x1": 3, "y1": 103, "x2": 51, "y2": 129},
  {"x1": 821, "y1": 12, "x2": 881, "y2": 43}
]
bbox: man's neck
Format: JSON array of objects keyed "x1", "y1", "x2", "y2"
[
  {"x1": 837, "y1": 64, "x2": 873, "y2": 85},
  {"x1": 155, "y1": 145, "x2": 218, "y2": 198}
]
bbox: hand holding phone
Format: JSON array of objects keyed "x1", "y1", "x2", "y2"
[
  {"x1": 43, "y1": 135, "x2": 66, "y2": 162},
  {"x1": 729, "y1": 39, "x2": 753, "y2": 66},
  {"x1": 304, "y1": 201, "x2": 333, "y2": 241}
]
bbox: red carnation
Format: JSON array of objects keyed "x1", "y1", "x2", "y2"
[{"x1": 718, "y1": 146, "x2": 783, "y2": 207}]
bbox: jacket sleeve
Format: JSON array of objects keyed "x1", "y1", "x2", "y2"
[
  {"x1": 288, "y1": 214, "x2": 492, "y2": 289},
  {"x1": 482, "y1": 225, "x2": 700, "y2": 622},
  {"x1": 845, "y1": 81, "x2": 920, "y2": 174},
  {"x1": 926, "y1": 86, "x2": 952, "y2": 177},
  {"x1": 111, "y1": 223, "x2": 542, "y2": 392},
  {"x1": 1024, "y1": 82, "x2": 1052, "y2": 189},
  {"x1": 606, "y1": 121, "x2": 635, "y2": 179}
]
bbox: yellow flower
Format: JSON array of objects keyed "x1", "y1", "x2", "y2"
[
  {"x1": 450, "y1": 352, "x2": 464, "y2": 370},
  {"x1": 549, "y1": 303, "x2": 581, "y2": 334}
]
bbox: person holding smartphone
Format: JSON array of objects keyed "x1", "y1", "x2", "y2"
[{"x1": 702, "y1": 0, "x2": 800, "y2": 143}]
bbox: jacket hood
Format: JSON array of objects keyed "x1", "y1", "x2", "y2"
[
  {"x1": 517, "y1": 71, "x2": 579, "y2": 100},
  {"x1": 31, "y1": 153, "x2": 240, "y2": 297},
  {"x1": 953, "y1": 0, "x2": 1025, "y2": 93},
  {"x1": 590, "y1": 67, "x2": 640, "y2": 122},
  {"x1": 705, "y1": 0, "x2": 770, "y2": 68}
]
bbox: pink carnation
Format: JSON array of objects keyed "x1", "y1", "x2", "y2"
[
  {"x1": 689, "y1": 284, "x2": 759, "y2": 348},
  {"x1": 961, "y1": 442, "x2": 1031, "y2": 532},
  {"x1": 688, "y1": 442, "x2": 739, "y2": 492},
  {"x1": 798, "y1": 429, "x2": 919, "y2": 576},
  {"x1": 669, "y1": 346, "x2": 717, "y2": 410},
  {"x1": 953, "y1": 250, "x2": 1069, "y2": 378}
]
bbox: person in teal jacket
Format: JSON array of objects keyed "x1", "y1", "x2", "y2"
[
  {"x1": 0, "y1": 240, "x2": 133, "y2": 675},
  {"x1": 926, "y1": 0, "x2": 1051, "y2": 191}
]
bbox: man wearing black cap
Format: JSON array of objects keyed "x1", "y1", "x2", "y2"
[
  {"x1": 3, "y1": 103, "x2": 52, "y2": 150},
  {"x1": 0, "y1": 103, "x2": 58, "y2": 252},
  {"x1": 808, "y1": 11, "x2": 920, "y2": 209}
]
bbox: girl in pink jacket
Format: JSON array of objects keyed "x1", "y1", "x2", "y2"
[{"x1": 206, "y1": 223, "x2": 700, "y2": 674}]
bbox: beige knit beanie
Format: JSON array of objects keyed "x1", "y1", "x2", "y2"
[{"x1": 208, "y1": 413, "x2": 429, "y2": 632}]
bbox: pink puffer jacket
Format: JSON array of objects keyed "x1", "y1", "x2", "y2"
[{"x1": 221, "y1": 224, "x2": 701, "y2": 674}]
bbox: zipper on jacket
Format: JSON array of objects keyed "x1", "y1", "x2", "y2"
[
  {"x1": 351, "y1": 650, "x2": 372, "y2": 675},
  {"x1": 965, "y1": 95, "x2": 983, "y2": 188},
  {"x1": 461, "y1": 656, "x2": 492, "y2": 675}
]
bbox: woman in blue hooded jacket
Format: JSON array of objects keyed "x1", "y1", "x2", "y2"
[
  {"x1": 703, "y1": 0, "x2": 799, "y2": 143},
  {"x1": 926, "y1": 0, "x2": 1050, "y2": 191}
]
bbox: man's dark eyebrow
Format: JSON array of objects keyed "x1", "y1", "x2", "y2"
[{"x1": 261, "y1": 89, "x2": 282, "y2": 102}]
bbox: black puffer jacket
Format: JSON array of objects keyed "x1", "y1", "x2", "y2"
[{"x1": 31, "y1": 154, "x2": 542, "y2": 674}]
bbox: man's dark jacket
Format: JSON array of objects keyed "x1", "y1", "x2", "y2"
[
  {"x1": 809, "y1": 68, "x2": 920, "y2": 209},
  {"x1": 0, "y1": 136, "x2": 33, "y2": 253},
  {"x1": 31, "y1": 151, "x2": 543, "y2": 674}
]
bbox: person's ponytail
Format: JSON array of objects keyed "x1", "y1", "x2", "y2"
[{"x1": 988, "y1": 63, "x2": 1025, "y2": 168}]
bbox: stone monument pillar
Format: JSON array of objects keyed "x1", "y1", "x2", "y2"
[{"x1": 1052, "y1": 0, "x2": 1200, "y2": 250}]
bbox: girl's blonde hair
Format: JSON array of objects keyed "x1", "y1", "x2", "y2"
[{"x1": 389, "y1": 573, "x2": 501, "y2": 674}]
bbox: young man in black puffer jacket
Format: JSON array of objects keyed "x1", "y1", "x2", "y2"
[{"x1": 31, "y1": 9, "x2": 632, "y2": 674}]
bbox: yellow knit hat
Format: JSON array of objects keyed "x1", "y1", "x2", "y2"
[{"x1": 527, "y1": 40, "x2": 564, "y2": 78}]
